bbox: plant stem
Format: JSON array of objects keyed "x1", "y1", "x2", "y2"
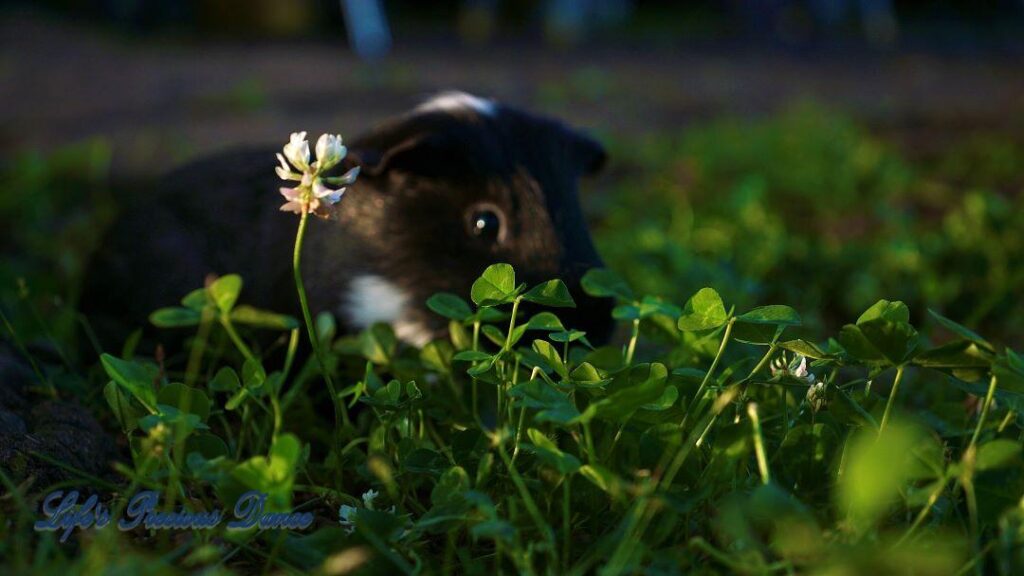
[
  {"x1": 292, "y1": 209, "x2": 348, "y2": 431},
  {"x1": 582, "y1": 422, "x2": 597, "y2": 464},
  {"x1": 998, "y1": 410, "x2": 1016, "y2": 433},
  {"x1": 743, "y1": 343, "x2": 778, "y2": 386},
  {"x1": 878, "y1": 364, "x2": 905, "y2": 436},
  {"x1": 512, "y1": 368, "x2": 539, "y2": 462},
  {"x1": 747, "y1": 403, "x2": 771, "y2": 485},
  {"x1": 497, "y1": 443, "x2": 557, "y2": 565},
  {"x1": 624, "y1": 318, "x2": 640, "y2": 365},
  {"x1": 563, "y1": 478, "x2": 572, "y2": 573},
  {"x1": 968, "y1": 375, "x2": 998, "y2": 449},
  {"x1": 503, "y1": 296, "x2": 522, "y2": 351},
  {"x1": 185, "y1": 307, "x2": 214, "y2": 387},
  {"x1": 681, "y1": 318, "x2": 735, "y2": 429},
  {"x1": 893, "y1": 474, "x2": 950, "y2": 548},
  {"x1": 471, "y1": 320, "x2": 481, "y2": 426},
  {"x1": 219, "y1": 315, "x2": 256, "y2": 365},
  {"x1": 963, "y1": 476, "x2": 981, "y2": 576}
]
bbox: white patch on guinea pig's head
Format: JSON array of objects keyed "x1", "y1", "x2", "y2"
[
  {"x1": 415, "y1": 91, "x2": 496, "y2": 117},
  {"x1": 342, "y1": 275, "x2": 433, "y2": 347}
]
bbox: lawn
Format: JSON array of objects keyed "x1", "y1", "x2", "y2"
[{"x1": 1, "y1": 104, "x2": 1023, "y2": 575}]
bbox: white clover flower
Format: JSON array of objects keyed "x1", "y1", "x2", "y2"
[
  {"x1": 338, "y1": 492, "x2": 396, "y2": 535},
  {"x1": 361, "y1": 489, "x2": 380, "y2": 509},
  {"x1": 275, "y1": 131, "x2": 360, "y2": 218},
  {"x1": 282, "y1": 131, "x2": 310, "y2": 171},
  {"x1": 770, "y1": 356, "x2": 787, "y2": 378},
  {"x1": 792, "y1": 356, "x2": 809, "y2": 379},
  {"x1": 772, "y1": 353, "x2": 816, "y2": 383},
  {"x1": 275, "y1": 153, "x2": 301, "y2": 181},
  {"x1": 315, "y1": 133, "x2": 346, "y2": 171},
  {"x1": 806, "y1": 381, "x2": 827, "y2": 412},
  {"x1": 338, "y1": 504, "x2": 358, "y2": 534}
]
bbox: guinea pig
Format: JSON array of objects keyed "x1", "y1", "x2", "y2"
[{"x1": 81, "y1": 92, "x2": 615, "y2": 351}]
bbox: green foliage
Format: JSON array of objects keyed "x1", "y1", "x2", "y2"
[
  {"x1": 3, "y1": 109, "x2": 1024, "y2": 574},
  {"x1": 594, "y1": 104, "x2": 1024, "y2": 344},
  {"x1": 7, "y1": 260, "x2": 1023, "y2": 575}
]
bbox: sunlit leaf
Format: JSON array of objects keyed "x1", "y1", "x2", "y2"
[
  {"x1": 470, "y1": 263, "x2": 518, "y2": 306},
  {"x1": 677, "y1": 288, "x2": 728, "y2": 331},
  {"x1": 523, "y1": 279, "x2": 575, "y2": 308}
]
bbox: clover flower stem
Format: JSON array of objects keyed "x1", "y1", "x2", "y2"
[
  {"x1": 747, "y1": 403, "x2": 771, "y2": 485},
  {"x1": 968, "y1": 375, "x2": 998, "y2": 449},
  {"x1": 292, "y1": 209, "x2": 349, "y2": 433},
  {"x1": 625, "y1": 318, "x2": 640, "y2": 365},
  {"x1": 878, "y1": 364, "x2": 905, "y2": 437}
]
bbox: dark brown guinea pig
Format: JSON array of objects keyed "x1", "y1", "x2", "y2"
[{"x1": 82, "y1": 92, "x2": 615, "y2": 350}]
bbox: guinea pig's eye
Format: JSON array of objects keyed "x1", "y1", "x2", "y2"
[{"x1": 466, "y1": 204, "x2": 506, "y2": 245}]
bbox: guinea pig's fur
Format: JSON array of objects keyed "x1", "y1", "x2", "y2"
[{"x1": 82, "y1": 92, "x2": 615, "y2": 350}]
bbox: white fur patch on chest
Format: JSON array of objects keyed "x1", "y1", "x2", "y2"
[
  {"x1": 342, "y1": 275, "x2": 432, "y2": 347},
  {"x1": 416, "y1": 91, "x2": 495, "y2": 117}
]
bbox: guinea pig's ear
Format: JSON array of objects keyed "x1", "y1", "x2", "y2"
[{"x1": 348, "y1": 133, "x2": 461, "y2": 179}]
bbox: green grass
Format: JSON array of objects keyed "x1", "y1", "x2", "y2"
[{"x1": 1, "y1": 106, "x2": 1023, "y2": 575}]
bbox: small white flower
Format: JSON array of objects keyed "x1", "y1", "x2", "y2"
[
  {"x1": 361, "y1": 489, "x2": 380, "y2": 509},
  {"x1": 323, "y1": 166, "x2": 361, "y2": 186},
  {"x1": 315, "y1": 133, "x2": 346, "y2": 171},
  {"x1": 772, "y1": 354, "x2": 816, "y2": 383},
  {"x1": 792, "y1": 356, "x2": 808, "y2": 379},
  {"x1": 313, "y1": 178, "x2": 345, "y2": 205},
  {"x1": 278, "y1": 187, "x2": 305, "y2": 214},
  {"x1": 770, "y1": 357, "x2": 787, "y2": 378},
  {"x1": 283, "y1": 131, "x2": 310, "y2": 172},
  {"x1": 806, "y1": 381, "x2": 827, "y2": 412},
  {"x1": 275, "y1": 131, "x2": 358, "y2": 217},
  {"x1": 275, "y1": 153, "x2": 301, "y2": 181},
  {"x1": 338, "y1": 504, "x2": 358, "y2": 534}
]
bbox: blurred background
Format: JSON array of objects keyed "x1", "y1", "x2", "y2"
[{"x1": 2, "y1": 0, "x2": 1023, "y2": 346}]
